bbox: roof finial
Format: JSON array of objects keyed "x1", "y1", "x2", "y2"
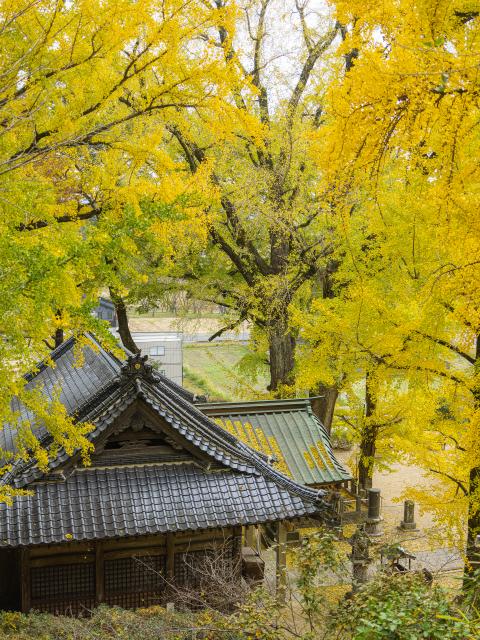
[{"x1": 121, "y1": 353, "x2": 155, "y2": 382}]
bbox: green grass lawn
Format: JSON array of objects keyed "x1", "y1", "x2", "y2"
[{"x1": 183, "y1": 342, "x2": 268, "y2": 401}]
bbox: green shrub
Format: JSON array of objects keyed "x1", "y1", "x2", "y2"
[
  {"x1": 0, "y1": 606, "x2": 200, "y2": 640},
  {"x1": 328, "y1": 573, "x2": 479, "y2": 640}
]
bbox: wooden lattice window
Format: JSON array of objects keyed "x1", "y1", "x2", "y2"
[
  {"x1": 173, "y1": 544, "x2": 241, "y2": 611},
  {"x1": 174, "y1": 549, "x2": 216, "y2": 587},
  {"x1": 30, "y1": 562, "x2": 95, "y2": 615},
  {"x1": 104, "y1": 553, "x2": 166, "y2": 609}
]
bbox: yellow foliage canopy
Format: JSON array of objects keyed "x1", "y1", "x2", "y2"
[
  {"x1": 298, "y1": 1, "x2": 480, "y2": 542},
  {"x1": 0, "y1": 0, "x2": 238, "y2": 501}
]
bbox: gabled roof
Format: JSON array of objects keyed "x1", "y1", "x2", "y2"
[
  {"x1": 0, "y1": 337, "x2": 338, "y2": 546},
  {"x1": 199, "y1": 399, "x2": 352, "y2": 486},
  {"x1": 1, "y1": 335, "x2": 122, "y2": 455}
]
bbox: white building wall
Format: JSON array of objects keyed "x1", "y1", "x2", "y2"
[{"x1": 130, "y1": 332, "x2": 183, "y2": 385}]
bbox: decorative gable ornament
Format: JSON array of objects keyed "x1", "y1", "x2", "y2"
[{"x1": 120, "y1": 352, "x2": 156, "y2": 382}]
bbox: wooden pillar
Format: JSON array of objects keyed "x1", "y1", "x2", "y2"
[
  {"x1": 232, "y1": 526, "x2": 243, "y2": 578},
  {"x1": 245, "y1": 525, "x2": 255, "y2": 548},
  {"x1": 166, "y1": 533, "x2": 175, "y2": 582},
  {"x1": 20, "y1": 548, "x2": 30, "y2": 613},
  {"x1": 275, "y1": 522, "x2": 287, "y2": 604},
  {"x1": 95, "y1": 542, "x2": 105, "y2": 605}
]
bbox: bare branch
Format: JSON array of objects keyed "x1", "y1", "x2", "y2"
[{"x1": 286, "y1": 22, "x2": 339, "y2": 125}]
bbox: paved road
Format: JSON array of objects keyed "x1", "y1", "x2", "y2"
[{"x1": 413, "y1": 548, "x2": 463, "y2": 573}]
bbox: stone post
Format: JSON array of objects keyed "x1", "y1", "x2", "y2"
[
  {"x1": 364, "y1": 488, "x2": 383, "y2": 536},
  {"x1": 399, "y1": 500, "x2": 417, "y2": 531},
  {"x1": 245, "y1": 525, "x2": 255, "y2": 548}
]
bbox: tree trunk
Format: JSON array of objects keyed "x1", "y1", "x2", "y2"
[
  {"x1": 466, "y1": 466, "x2": 480, "y2": 574},
  {"x1": 54, "y1": 327, "x2": 64, "y2": 348},
  {"x1": 310, "y1": 385, "x2": 339, "y2": 434},
  {"x1": 109, "y1": 288, "x2": 140, "y2": 354},
  {"x1": 267, "y1": 312, "x2": 295, "y2": 393},
  {"x1": 358, "y1": 426, "x2": 378, "y2": 490},
  {"x1": 358, "y1": 371, "x2": 377, "y2": 490},
  {"x1": 465, "y1": 335, "x2": 480, "y2": 580}
]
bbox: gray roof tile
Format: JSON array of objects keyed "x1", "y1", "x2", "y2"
[{"x1": 0, "y1": 464, "x2": 319, "y2": 547}]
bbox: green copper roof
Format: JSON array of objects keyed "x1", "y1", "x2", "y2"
[{"x1": 198, "y1": 398, "x2": 352, "y2": 486}]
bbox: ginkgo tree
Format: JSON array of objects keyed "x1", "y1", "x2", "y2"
[
  {"x1": 142, "y1": 0, "x2": 347, "y2": 407},
  {"x1": 302, "y1": 0, "x2": 480, "y2": 563},
  {"x1": 0, "y1": 0, "x2": 234, "y2": 501}
]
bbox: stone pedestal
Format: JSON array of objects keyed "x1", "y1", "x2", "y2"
[{"x1": 364, "y1": 488, "x2": 383, "y2": 537}]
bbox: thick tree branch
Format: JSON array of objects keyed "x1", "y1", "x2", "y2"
[
  {"x1": 109, "y1": 287, "x2": 140, "y2": 354},
  {"x1": 208, "y1": 314, "x2": 246, "y2": 341},
  {"x1": 434, "y1": 429, "x2": 466, "y2": 452},
  {"x1": 414, "y1": 330, "x2": 476, "y2": 365},
  {"x1": 286, "y1": 22, "x2": 339, "y2": 126},
  {"x1": 428, "y1": 467, "x2": 468, "y2": 496},
  {"x1": 2, "y1": 98, "x2": 204, "y2": 176},
  {"x1": 339, "y1": 22, "x2": 359, "y2": 72},
  {"x1": 249, "y1": 0, "x2": 271, "y2": 124},
  {"x1": 372, "y1": 352, "x2": 469, "y2": 388},
  {"x1": 16, "y1": 207, "x2": 100, "y2": 231},
  {"x1": 454, "y1": 11, "x2": 478, "y2": 24},
  {"x1": 209, "y1": 227, "x2": 255, "y2": 287},
  {"x1": 168, "y1": 125, "x2": 273, "y2": 278}
]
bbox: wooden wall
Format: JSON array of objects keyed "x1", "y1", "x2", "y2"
[{"x1": 12, "y1": 527, "x2": 242, "y2": 615}]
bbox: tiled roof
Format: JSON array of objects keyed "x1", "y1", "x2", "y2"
[
  {"x1": 1, "y1": 334, "x2": 195, "y2": 458},
  {"x1": 199, "y1": 399, "x2": 352, "y2": 486},
  {"x1": 5, "y1": 368, "x2": 269, "y2": 488},
  {"x1": 0, "y1": 339, "x2": 338, "y2": 546},
  {"x1": 0, "y1": 463, "x2": 319, "y2": 547},
  {"x1": 1, "y1": 336, "x2": 122, "y2": 455}
]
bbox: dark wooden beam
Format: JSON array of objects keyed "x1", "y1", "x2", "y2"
[
  {"x1": 95, "y1": 542, "x2": 105, "y2": 605},
  {"x1": 20, "y1": 548, "x2": 30, "y2": 613},
  {"x1": 166, "y1": 533, "x2": 174, "y2": 581}
]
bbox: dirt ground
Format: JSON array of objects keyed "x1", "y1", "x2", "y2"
[
  {"x1": 335, "y1": 450, "x2": 464, "y2": 576},
  {"x1": 335, "y1": 450, "x2": 436, "y2": 531}
]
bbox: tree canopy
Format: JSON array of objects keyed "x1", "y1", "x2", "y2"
[
  {"x1": 0, "y1": 0, "x2": 234, "y2": 500},
  {"x1": 2, "y1": 0, "x2": 480, "y2": 569},
  {"x1": 297, "y1": 0, "x2": 480, "y2": 547},
  {"x1": 124, "y1": 0, "x2": 344, "y2": 399}
]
